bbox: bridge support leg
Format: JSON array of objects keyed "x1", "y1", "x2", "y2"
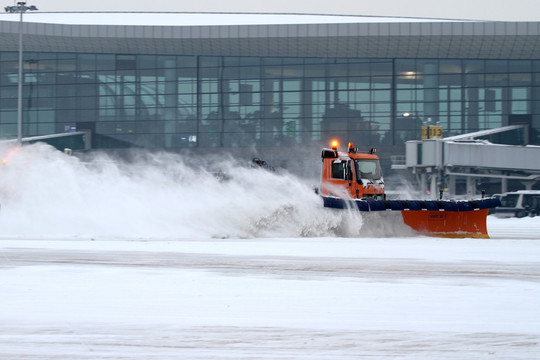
[
  {"x1": 501, "y1": 178, "x2": 508, "y2": 194},
  {"x1": 466, "y1": 177, "x2": 477, "y2": 197},
  {"x1": 520, "y1": 180, "x2": 537, "y2": 190},
  {"x1": 430, "y1": 173, "x2": 438, "y2": 200},
  {"x1": 448, "y1": 175, "x2": 456, "y2": 197}
]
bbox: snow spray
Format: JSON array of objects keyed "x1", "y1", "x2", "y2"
[{"x1": 0, "y1": 143, "x2": 409, "y2": 240}]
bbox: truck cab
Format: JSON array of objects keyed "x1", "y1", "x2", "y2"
[{"x1": 320, "y1": 141, "x2": 385, "y2": 200}]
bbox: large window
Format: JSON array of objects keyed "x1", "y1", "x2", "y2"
[{"x1": 0, "y1": 52, "x2": 538, "y2": 148}]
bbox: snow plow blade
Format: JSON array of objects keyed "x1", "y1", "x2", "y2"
[{"x1": 322, "y1": 196, "x2": 501, "y2": 238}]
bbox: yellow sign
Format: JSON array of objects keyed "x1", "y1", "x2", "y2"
[{"x1": 421, "y1": 126, "x2": 443, "y2": 139}]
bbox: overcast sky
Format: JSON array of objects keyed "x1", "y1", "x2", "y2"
[{"x1": 2, "y1": 0, "x2": 539, "y2": 22}]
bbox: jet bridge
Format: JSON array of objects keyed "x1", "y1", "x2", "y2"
[
  {"x1": 1, "y1": 131, "x2": 91, "y2": 152},
  {"x1": 395, "y1": 125, "x2": 540, "y2": 198}
]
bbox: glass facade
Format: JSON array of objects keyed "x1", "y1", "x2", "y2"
[{"x1": 1, "y1": 51, "x2": 539, "y2": 148}]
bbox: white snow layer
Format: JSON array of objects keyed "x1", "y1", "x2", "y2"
[{"x1": 0, "y1": 143, "x2": 539, "y2": 359}]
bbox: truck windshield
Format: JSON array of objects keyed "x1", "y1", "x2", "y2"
[{"x1": 354, "y1": 159, "x2": 382, "y2": 180}]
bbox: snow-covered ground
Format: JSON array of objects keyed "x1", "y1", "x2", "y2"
[{"x1": 0, "y1": 144, "x2": 539, "y2": 359}]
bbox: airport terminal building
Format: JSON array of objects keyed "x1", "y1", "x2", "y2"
[{"x1": 1, "y1": 17, "x2": 540, "y2": 168}]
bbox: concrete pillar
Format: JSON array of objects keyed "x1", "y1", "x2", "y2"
[
  {"x1": 430, "y1": 173, "x2": 438, "y2": 200},
  {"x1": 419, "y1": 172, "x2": 427, "y2": 196},
  {"x1": 520, "y1": 180, "x2": 537, "y2": 190},
  {"x1": 466, "y1": 75, "x2": 480, "y2": 131},
  {"x1": 448, "y1": 174, "x2": 456, "y2": 197},
  {"x1": 501, "y1": 178, "x2": 508, "y2": 193},
  {"x1": 262, "y1": 79, "x2": 278, "y2": 146},
  {"x1": 466, "y1": 176, "x2": 477, "y2": 197},
  {"x1": 423, "y1": 63, "x2": 439, "y2": 124},
  {"x1": 301, "y1": 79, "x2": 312, "y2": 144},
  {"x1": 164, "y1": 59, "x2": 177, "y2": 148}
]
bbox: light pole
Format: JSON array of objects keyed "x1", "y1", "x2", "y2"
[{"x1": 4, "y1": 2, "x2": 38, "y2": 144}]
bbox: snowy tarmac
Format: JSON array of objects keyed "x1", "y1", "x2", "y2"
[
  {"x1": 0, "y1": 144, "x2": 539, "y2": 359},
  {"x1": 1, "y1": 217, "x2": 540, "y2": 359}
]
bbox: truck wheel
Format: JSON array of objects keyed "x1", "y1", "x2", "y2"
[{"x1": 516, "y1": 210, "x2": 526, "y2": 218}]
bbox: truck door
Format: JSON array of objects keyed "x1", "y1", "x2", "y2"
[{"x1": 325, "y1": 159, "x2": 355, "y2": 198}]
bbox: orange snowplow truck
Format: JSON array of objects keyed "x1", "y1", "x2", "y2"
[{"x1": 320, "y1": 140, "x2": 501, "y2": 238}]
